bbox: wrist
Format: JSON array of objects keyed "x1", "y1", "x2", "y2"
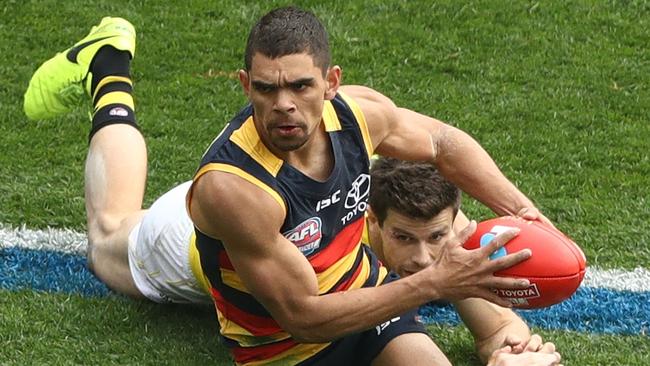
[{"x1": 409, "y1": 265, "x2": 443, "y2": 302}]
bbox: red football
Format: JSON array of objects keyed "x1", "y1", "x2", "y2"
[{"x1": 464, "y1": 216, "x2": 587, "y2": 309}]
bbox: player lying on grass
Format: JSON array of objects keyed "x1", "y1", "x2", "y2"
[
  {"x1": 24, "y1": 7, "x2": 560, "y2": 366},
  {"x1": 367, "y1": 157, "x2": 562, "y2": 366}
]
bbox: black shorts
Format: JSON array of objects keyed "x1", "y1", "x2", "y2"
[{"x1": 297, "y1": 272, "x2": 428, "y2": 366}]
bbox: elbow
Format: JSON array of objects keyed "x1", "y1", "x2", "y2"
[
  {"x1": 280, "y1": 316, "x2": 335, "y2": 343},
  {"x1": 265, "y1": 295, "x2": 342, "y2": 343},
  {"x1": 287, "y1": 328, "x2": 328, "y2": 344}
]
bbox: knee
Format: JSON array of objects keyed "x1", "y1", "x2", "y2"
[
  {"x1": 85, "y1": 232, "x2": 109, "y2": 276},
  {"x1": 87, "y1": 212, "x2": 122, "y2": 242},
  {"x1": 84, "y1": 210, "x2": 144, "y2": 280},
  {"x1": 84, "y1": 215, "x2": 121, "y2": 276},
  {"x1": 84, "y1": 230, "x2": 127, "y2": 285},
  {"x1": 86, "y1": 240, "x2": 97, "y2": 275}
]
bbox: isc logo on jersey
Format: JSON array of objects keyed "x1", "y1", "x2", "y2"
[{"x1": 283, "y1": 217, "x2": 323, "y2": 256}]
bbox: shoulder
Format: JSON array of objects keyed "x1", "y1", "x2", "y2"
[
  {"x1": 338, "y1": 85, "x2": 400, "y2": 149},
  {"x1": 340, "y1": 85, "x2": 397, "y2": 112},
  {"x1": 188, "y1": 170, "x2": 285, "y2": 239}
]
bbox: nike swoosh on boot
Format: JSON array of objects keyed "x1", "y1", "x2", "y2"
[{"x1": 66, "y1": 36, "x2": 116, "y2": 63}]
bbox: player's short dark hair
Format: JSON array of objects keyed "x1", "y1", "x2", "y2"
[
  {"x1": 369, "y1": 157, "x2": 462, "y2": 226},
  {"x1": 244, "y1": 6, "x2": 331, "y2": 75}
]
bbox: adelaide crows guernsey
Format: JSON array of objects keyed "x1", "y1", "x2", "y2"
[{"x1": 188, "y1": 92, "x2": 388, "y2": 365}]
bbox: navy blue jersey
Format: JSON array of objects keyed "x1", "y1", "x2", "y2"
[{"x1": 188, "y1": 92, "x2": 387, "y2": 365}]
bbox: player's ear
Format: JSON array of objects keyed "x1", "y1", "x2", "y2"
[
  {"x1": 324, "y1": 65, "x2": 341, "y2": 100},
  {"x1": 238, "y1": 69, "x2": 250, "y2": 96},
  {"x1": 453, "y1": 209, "x2": 471, "y2": 236},
  {"x1": 366, "y1": 206, "x2": 378, "y2": 225}
]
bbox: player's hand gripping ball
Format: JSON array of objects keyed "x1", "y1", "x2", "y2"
[{"x1": 464, "y1": 216, "x2": 586, "y2": 309}]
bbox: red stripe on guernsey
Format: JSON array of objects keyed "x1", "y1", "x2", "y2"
[
  {"x1": 219, "y1": 251, "x2": 235, "y2": 270},
  {"x1": 211, "y1": 288, "x2": 282, "y2": 336},
  {"x1": 309, "y1": 217, "x2": 365, "y2": 273},
  {"x1": 232, "y1": 338, "x2": 299, "y2": 364}
]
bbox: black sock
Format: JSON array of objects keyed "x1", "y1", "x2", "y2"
[
  {"x1": 88, "y1": 46, "x2": 138, "y2": 141},
  {"x1": 90, "y1": 45, "x2": 131, "y2": 95}
]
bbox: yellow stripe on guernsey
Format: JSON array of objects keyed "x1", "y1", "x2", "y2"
[
  {"x1": 194, "y1": 163, "x2": 286, "y2": 213},
  {"x1": 230, "y1": 117, "x2": 284, "y2": 176},
  {"x1": 219, "y1": 268, "x2": 248, "y2": 293},
  {"x1": 361, "y1": 215, "x2": 370, "y2": 245},
  {"x1": 321, "y1": 100, "x2": 342, "y2": 132},
  {"x1": 376, "y1": 263, "x2": 389, "y2": 287},
  {"x1": 347, "y1": 248, "x2": 372, "y2": 289},
  {"x1": 358, "y1": 218, "x2": 389, "y2": 286},
  {"x1": 338, "y1": 91, "x2": 373, "y2": 158},
  {"x1": 314, "y1": 244, "x2": 363, "y2": 292},
  {"x1": 188, "y1": 233, "x2": 211, "y2": 295}
]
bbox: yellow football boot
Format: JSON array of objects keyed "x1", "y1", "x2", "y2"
[{"x1": 24, "y1": 17, "x2": 136, "y2": 120}]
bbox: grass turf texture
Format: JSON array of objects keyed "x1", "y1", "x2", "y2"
[
  {"x1": 1, "y1": 0, "x2": 648, "y2": 364},
  {"x1": 2, "y1": 290, "x2": 649, "y2": 365}
]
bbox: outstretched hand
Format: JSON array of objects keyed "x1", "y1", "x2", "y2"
[
  {"x1": 487, "y1": 340, "x2": 562, "y2": 366},
  {"x1": 500, "y1": 334, "x2": 551, "y2": 355},
  {"x1": 430, "y1": 220, "x2": 532, "y2": 307}
]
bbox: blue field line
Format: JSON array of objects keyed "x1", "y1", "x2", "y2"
[
  {"x1": 0, "y1": 246, "x2": 110, "y2": 297},
  {"x1": 419, "y1": 288, "x2": 650, "y2": 336},
  {"x1": 1, "y1": 246, "x2": 648, "y2": 335}
]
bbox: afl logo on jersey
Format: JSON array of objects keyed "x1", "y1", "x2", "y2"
[{"x1": 283, "y1": 217, "x2": 323, "y2": 256}]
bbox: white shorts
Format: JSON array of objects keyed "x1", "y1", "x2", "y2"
[{"x1": 127, "y1": 181, "x2": 212, "y2": 304}]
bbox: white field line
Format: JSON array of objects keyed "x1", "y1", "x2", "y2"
[
  {"x1": 1, "y1": 225, "x2": 649, "y2": 292},
  {"x1": 0, "y1": 224, "x2": 87, "y2": 255}
]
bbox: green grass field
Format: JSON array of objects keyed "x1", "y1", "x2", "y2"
[{"x1": 1, "y1": 0, "x2": 649, "y2": 365}]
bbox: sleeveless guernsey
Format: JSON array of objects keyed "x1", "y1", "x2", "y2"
[{"x1": 188, "y1": 92, "x2": 387, "y2": 365}]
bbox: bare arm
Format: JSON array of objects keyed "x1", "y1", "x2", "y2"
[
  {"x1": 189, "y1": 171, "x2": 531, "y2": 343},
  {"x1": 454, "y1": 298, "x2": 531, "y2": 363},
  {"x1": 452, "y1": 213, "x2": 551, "y2": 363},
  {"x1": 342, "y1": 85, "x2": 538, "y2": 217}
]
